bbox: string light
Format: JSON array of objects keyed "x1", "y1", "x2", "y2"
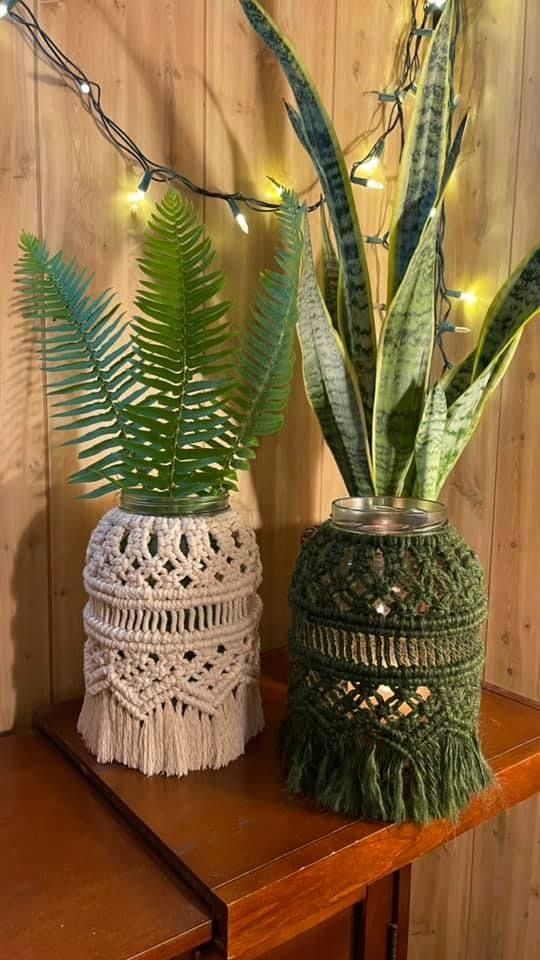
[
  {"x1": 352, "y1": 141, "x2": 385, "y2": 177},
  {"x1": 351, "y1": 175, "x2": 384, "y2": 191},
  {"x1": 228, "y1": 199, "x2": 249, "y2": 234},
  {"x1": 427, "y1": 0, "x2": 446, "y2": 10},
  {"x1": 79, "y1": 81, "x2": 91, "y2": 95},
  {"x1": 446, "y1": 289, "x2": 478, "y2": 304},
  {"x1": 0, "y1": 2, "x2": 11, "y2": 18}
]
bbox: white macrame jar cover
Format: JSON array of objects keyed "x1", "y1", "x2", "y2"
[{"x1": 77, "y1": 503, "x2": 264, "y2": 776}]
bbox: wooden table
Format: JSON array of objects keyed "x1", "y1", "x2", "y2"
[
  {"x1": 0, "y1": 731, "x2": 213, "y2": 960},
  {"x1": 33, "y1": 649, "x2": 540, "y2": 960}
]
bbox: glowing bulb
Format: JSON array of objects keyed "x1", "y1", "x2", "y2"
[
  {"x1": 266, "y1": 175, "x2": 285, "y2": 197},
  {"x1": 429, "y1": 207, "x2": 437, "y2": 219},
  {"x1": 80, "y1": 81, "x2": 91, "y2": 95},
  {"x1": 228, "y1": 199, "x2": 249, "y2": 234},
  {"x1": 430, "y1": 0, "x2": 446, "y2": 9},
  {"x1": 235, "y1": 212, "x2": 249, "y2": 234},
  {"x1": 454, "y1": 325, "x2": 471, "y2": 334},
  {"x1": 129, "y1": 189, "x2": 146, "y2": 204},
  {"x1": 446, "y1": 288, "x2": 478, "y2": 305},
  {"x1": 0, "y1": 3, "x2": 9, "y2": 17}
]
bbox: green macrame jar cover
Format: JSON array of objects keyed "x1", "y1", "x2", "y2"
[{"x1": 282, "y1": 502, "x2": 493, "y2": 824}]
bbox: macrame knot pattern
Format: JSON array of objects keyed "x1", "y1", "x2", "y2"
[
  {"x1": 77, "y1": 506, "x2": 264, "y2": 776},
  {"x1": 281, "y1": 521, "x2": 493, "y2": 823}
]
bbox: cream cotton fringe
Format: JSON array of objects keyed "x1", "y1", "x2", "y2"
[{"x1": 77, "y1": 506, "x2": 265, "y2": 776}]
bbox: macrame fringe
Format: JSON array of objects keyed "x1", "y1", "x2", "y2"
[
  {"x1": 77, "y1": 683, "x2": 265, "y2": 777},
  {"x1": 280, "y1": 709, "x2": 493, "y2": 824}
]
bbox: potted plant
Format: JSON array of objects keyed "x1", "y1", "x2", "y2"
[
  {"x1": 239, "y1": 0, "x2": 540, "y2": 821},
  {"x1": 16, "y1": 187, "x2": 304, "y2": 776}
]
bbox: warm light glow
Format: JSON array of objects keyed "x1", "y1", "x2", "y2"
[
  {"x1": 235, "y1": 212, "x2": 249, "y2": 234},
  {"x1": 228, "y1": 199, "x2": 249, "y2": 234},
  {"x1": 454, "y1": 325, "x2": 471, "y2": 334},
  {"x1": 0, "y1": 3, "x2": 9, "y2": 18},
  {"x1": 460, "y1": 290, "x2": 478, "y2": 305},
  {"x1": 431, "y1": 0, "x2": 446, "y2": 8},
  {"x1": 429, "y1": 206, "x2": 437, "y2": 219},
  {"x1": 365, "y1": 178, "x2": 384, "y2": 191},
  {"x1": 129, "y1": 189, "x2": 146, "y2": 204},
  {"x1": 359, "y1": 155, "x2": 380, "y2": 175},
  {"x1": 80, "y1": 81, "x2": 91, "y2": 94}
]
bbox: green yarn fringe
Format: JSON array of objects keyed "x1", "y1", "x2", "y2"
[{"x1": 280, "y1": 708, "x2": 493, "y2": 824}]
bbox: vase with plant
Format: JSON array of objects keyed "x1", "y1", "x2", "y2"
[
  {"x1": 240, "y1": 0, "x2": 540, "y2": 821},
  {"x1": 16, "y1": 188, "x2": 304, "y2": 776}
]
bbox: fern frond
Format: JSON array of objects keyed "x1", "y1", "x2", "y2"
[
  {"x1": 126, "y1": 191, "x2": 234, "y2": 497},
  {"x1": 222, "y1": 190, "x2": 304, "y2": 479},
  {"x1": 15, "y1": 234, "x2": 136, "y2": 495}
]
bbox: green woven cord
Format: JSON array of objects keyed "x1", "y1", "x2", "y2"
[{"x1": 281, "y1": 520, "x2": 493, "y2": 824}]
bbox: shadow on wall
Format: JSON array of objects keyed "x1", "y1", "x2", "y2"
[{"x1": 5, "y1": 497, "x2": 50, "y2": 733}]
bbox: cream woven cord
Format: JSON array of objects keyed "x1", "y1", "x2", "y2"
[{"x1": 77, "y1": 506, "x2": 264, "y2": 776}]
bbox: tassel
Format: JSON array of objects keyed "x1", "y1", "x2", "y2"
[{"x1": 77, "y1": 685, "x2": 265, "y2": 778}]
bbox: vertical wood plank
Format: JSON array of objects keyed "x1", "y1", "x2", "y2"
[
  {"x1": 0, "y1": 2, "x2": 50, "y2": 730},
  {"x1": 37, "y1": 0, "x2": 206, "y2": 699},
  {"x1": 466, "y1": 0, "x2": 540, "y2": 955},
  {"x1": 322, "y1": 0, "x2": 407, "y2": 515},
  {"x1": 204, "y1": 0, "x2": 336, "y2": 648}
]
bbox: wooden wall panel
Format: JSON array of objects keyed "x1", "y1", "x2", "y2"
[
  {"x1": 410, "y1": 2, "x2": 531, "y2": 958},
  {"x1": 0, "y1": 1, "x2": 50, "y2": 731},
  {"x1": 37, "y1": 0, "x2": 206, "y2": 699},
  {"x1": 204, "y1": 0, "x2": 336, "y2": 648},
  {"x1": 0, "y1": 2, "x2": 538, "y2": 957},
  {"x1": 466, "y1": 0, "x2": 540, "y2": 954}
]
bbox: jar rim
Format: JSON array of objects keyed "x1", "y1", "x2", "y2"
[
  {"x1": 120, "y1": 490, "x2": 230, "y2": 517},
  {"x1": 331, "y1": 496, "x2": 447, "y2": 536}
]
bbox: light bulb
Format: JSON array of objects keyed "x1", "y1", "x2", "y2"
[
  {"x1": 235, "y1": 212, "x2": 249, "y2": 234},
  {"x1": 129, "y1": 189, "x2": 146, "y2": 204},
  {"x1": 446, "y1": 288, "x2": 478, "y2": 305},
  {"x1": 80, "y1": 81, "x2": 91, "y2": 94},
  {"x1": 351, "y1": 174, "x2": 385, "y2": 190},
  {"x1": 428, "y1": 207, "x2": 438, "y2": 219},
  {"x1": 228, "y1": 199, "x2": 249, "y2": 234},
  {"x1": 430, "y1": 0, "x2": 446, "y2": 8},
  {"x1": 454, "y1": 325, "x2": 471, "y2": 334},
  {"x1": 0, "y1": 3, "x2": 9, "y2": 17}
]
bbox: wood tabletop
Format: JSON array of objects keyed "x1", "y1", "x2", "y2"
[
  {"x1": 36, "y1": 652, "x2": 540, "y2": 960},
  {"x1": 0, "y1": 732, "x2": 212, "y2": 960}
]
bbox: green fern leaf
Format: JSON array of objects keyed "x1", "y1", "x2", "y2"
[
  {"x1": 223, "y1": 190, "x2": 304, "y2": 477},
  {"x1": 126, "y1": 190, "x2": 234, "y2": 498},
  {"x1": 15, "y1": 234, "x2": 135, "y2": 493}
]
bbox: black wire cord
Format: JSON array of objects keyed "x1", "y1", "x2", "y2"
[
  {"x1": 8, "y1": 0, "x2": 459, "y2": 355},
  {"x1": 8, "y1": 0, "x2": 428, "y2": 219}
]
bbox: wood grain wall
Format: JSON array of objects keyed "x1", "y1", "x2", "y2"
[{"x1": 0, "y1": 2, "x2": 538, "y2": 957}]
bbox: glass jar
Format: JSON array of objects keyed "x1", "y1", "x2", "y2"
[
  {"x1": 78, "y1": 492, "x2": 264, "y2": 776},
  {"x1": 282, "y1": 497, "x2": 492, "y2": 823}
]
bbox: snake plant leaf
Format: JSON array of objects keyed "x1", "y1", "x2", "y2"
[
  {"x1": 372, "y1": 212, "x2": 440, "y2": 496},
  {"x1": 413, "y1": 383, "x2": 447, "y2": 499},
  {"x1": 388, "y1": 0, "x2": 456, "y2": 299},
  {"x1": 436, "y1": 339, "x2": 519, "y2": 495},
  {"x1": 442, "y1": 245, "x2": 540, "y2": 406},
  {"x1": 320, "y1": 204, "x2": 341, "y2": 333},
  {"x1": 441, "y1": 352, "x2": 475, "y2": 407},
  {"x1": 472, "y1": 246, "x2": 540, "y2": 379},
  {"x1": 222, "y1": 190, "x2": 304, "y2": 480},
  {"x1": 238, "y1": 0, "x2": 376, "y2": 427},
  {"x1": 15, "y1": 233, "x2": 136, "y2": 495},
  {"x1": 297, "y1": 215, "x2": 374, "y2": 495}
]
